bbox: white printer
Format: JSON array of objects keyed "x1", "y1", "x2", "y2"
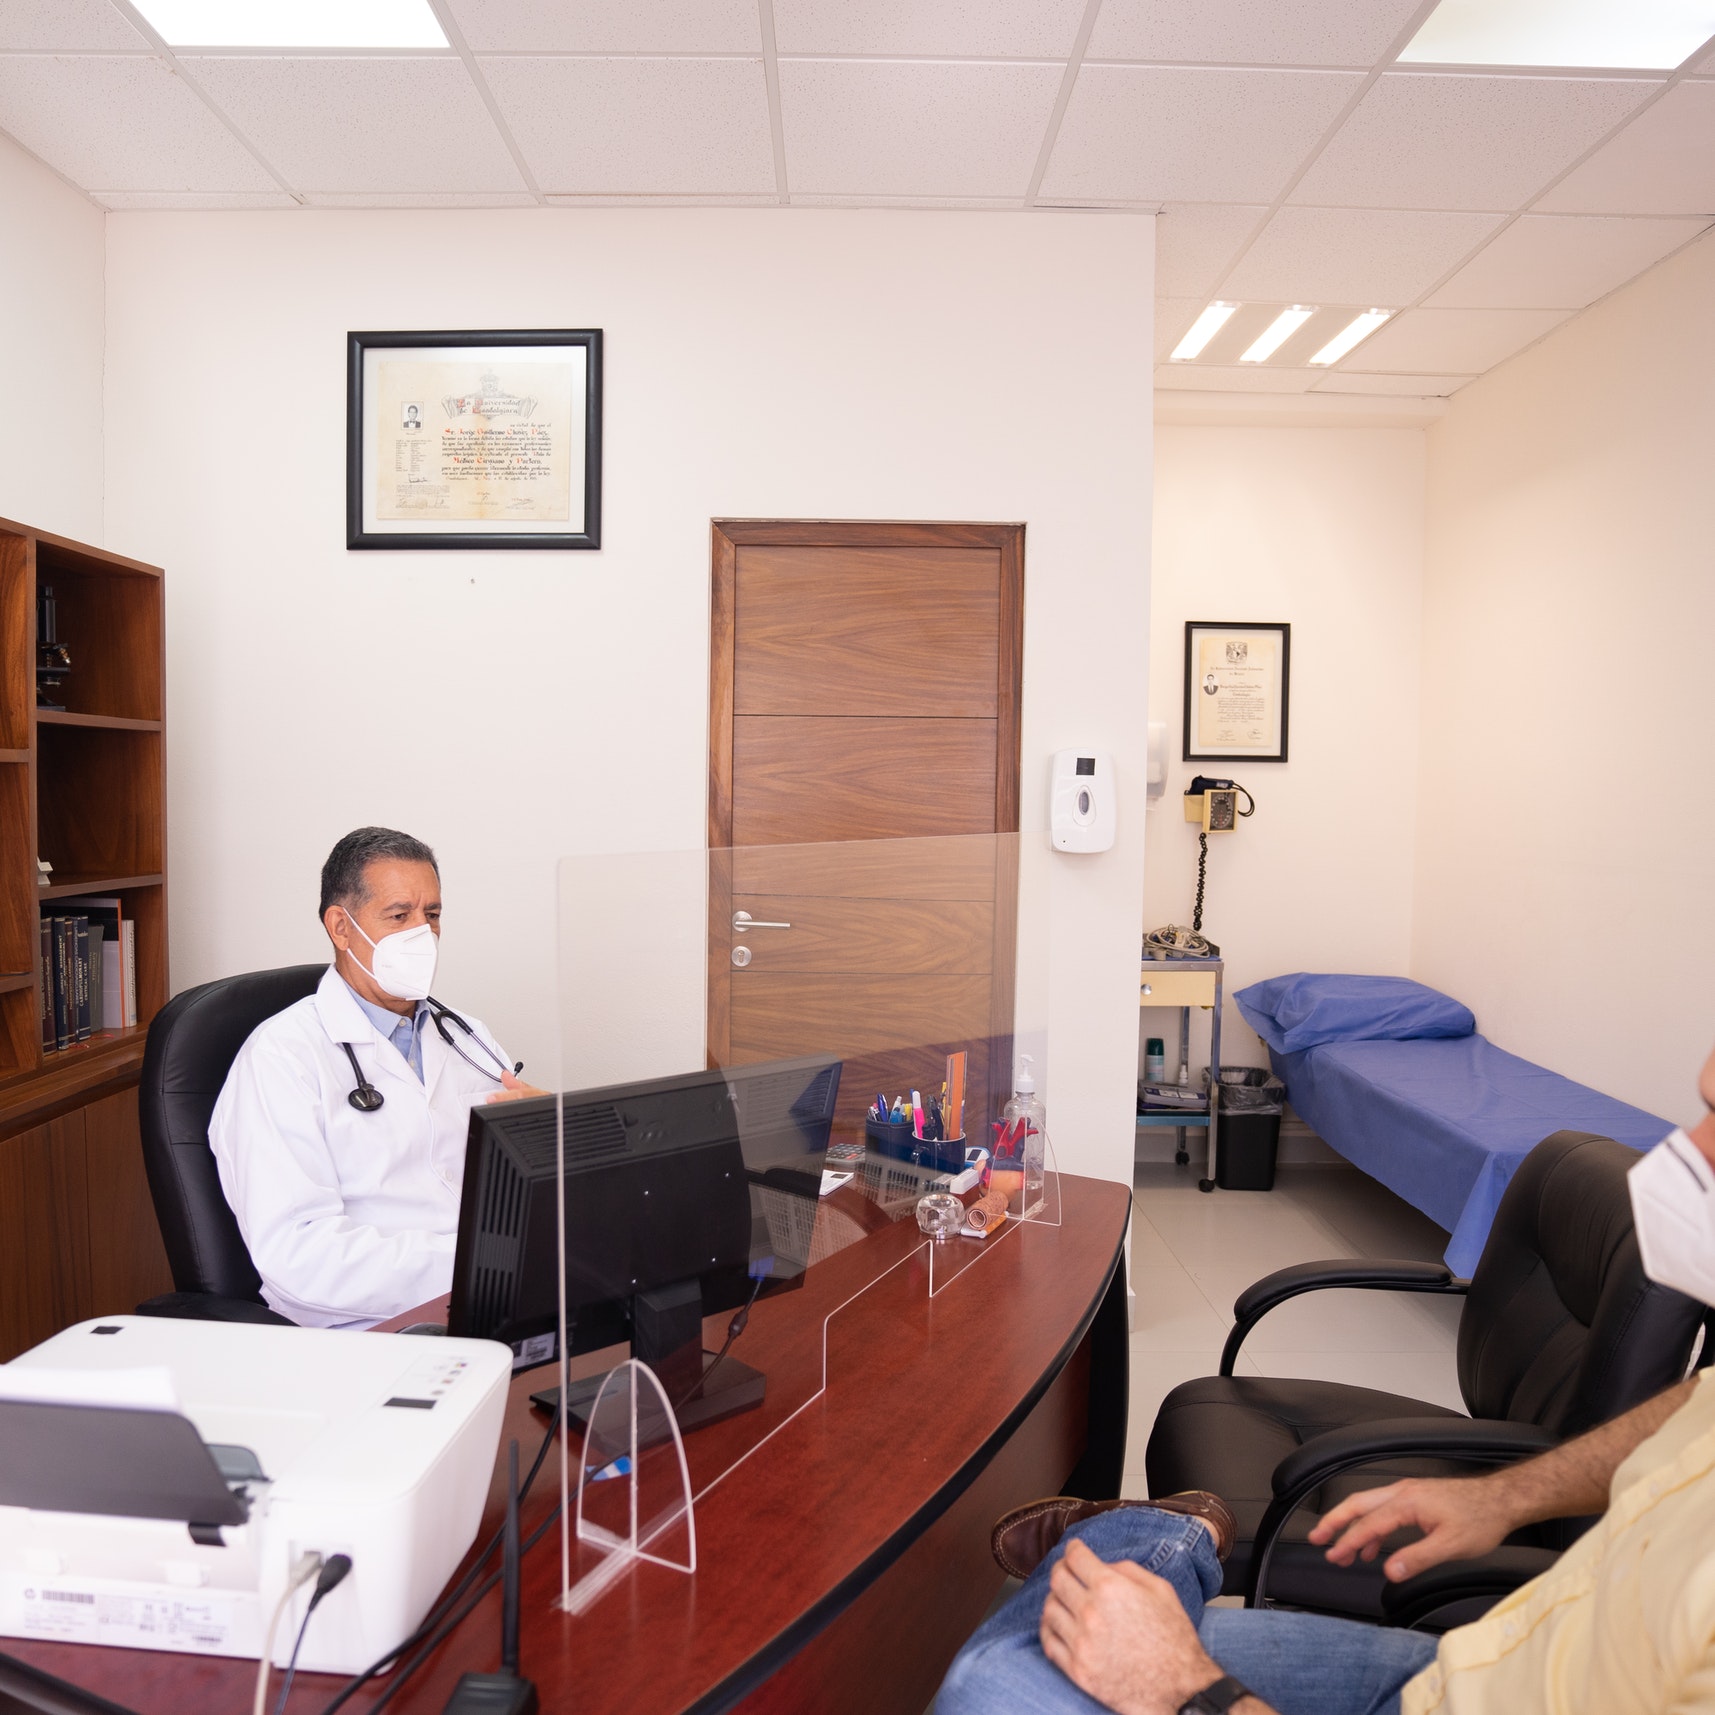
[{"x1": 0, "y1": 1316, "x2": 512, "y2": 1674}]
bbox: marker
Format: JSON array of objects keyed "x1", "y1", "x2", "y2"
[{"x1": 911, "y1": 1090, "x2": 924, "y2": 1139}]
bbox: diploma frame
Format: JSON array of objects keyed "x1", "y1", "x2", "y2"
[
  {"x1": 1182, "y1": 621, "x2": 1291, "y2": 762},
  {"x1": 346, "y1": 328, "x2": 602, "y2": 550}
]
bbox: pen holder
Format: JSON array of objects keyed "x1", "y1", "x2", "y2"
[{"x1": 866, "y1": 1118, "x2": 965, "y2": 1176}]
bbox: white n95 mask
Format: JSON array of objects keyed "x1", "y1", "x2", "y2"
[
  {"x1": 1628, "y1": 1129, "x2": 1715, "y2": 1306},
  {"x1": 345, "y1": 913, "x2": 439, "y2": 1002}
]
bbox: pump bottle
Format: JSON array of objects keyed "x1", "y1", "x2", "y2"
[{"x1": 1001, "y1": 1056, "x2": 1048, "y2": 1214}]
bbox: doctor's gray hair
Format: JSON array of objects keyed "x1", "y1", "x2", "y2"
[{"x1": 319, "y1": 826, "x2": 439, "y2": 919}]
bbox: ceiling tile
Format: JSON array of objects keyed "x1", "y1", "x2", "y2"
[
  {"x1": 0, "y1": 54, "x2": 276, "y2": 191},
  {"x1": 1155, "y1": 364, "x2": 1321, "y2": 392},
  {"x1": 446, "y1": 0, "x2": 760, "y2": 54},
  {"x1": 1338, "y1": 306, "x2": 1570, "y2": 372},
  {"x1": 304, "y1": 190, "x2": 540, "y2": 206},
  {"x1": 1154, "y1": 296, "x2": 1205, "y2": 358},
  {"x1": 185, "y1": 57, "x2": 523, "y2": 194},
  {"x1": 1155, "y1": 203, "x2": 1265, "y2": 296},
  {"x1": 1537, "y1": 80, "x2": 1715, "y2": 215},
  {"x1": 1041, "y1": 65, "x2": 1361, "y2": 203},
  {"x1": 1309, "y1": 370, "x2": 1474, "y2": 394},
  {"x1": 483, "y1": 55, "x2": 775, "y2": 194},
  {"x1": 0, "y1": 0, "x2": 146, "y2": 50},
  {"x1": 1426, "y1": 212, "x2": 1709, "y2": 308},
  {"x1": 1290, "y1": 72, "x2": 1659, "y2": 211},
  {"x1": 774, "y1": 0, "x2": 1086, "y2": 58},
  {"x1": 545, "y1": 191, "x2": 778, "y2": 204},
  {"x1": 1089, "y1": 0, "x2": 1423, "y2": 69},
  {"x1": 778, "y1": 58, "x2": 1062, "y2": 198},
  {"x1": 1223, "y1": 206, "x2": 1504, "y2": 304},
  {"x1": 93, "y1": 189, "x2": 298, "y2": 208}
]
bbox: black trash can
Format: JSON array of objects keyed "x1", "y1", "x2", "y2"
[{"x1": 1211, "y1": 1068, "x2": 1285, "y2": 1191}]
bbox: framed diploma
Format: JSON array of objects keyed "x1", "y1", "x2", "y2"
[
  {"x1": 346, "y1": 329, "x2": 602, "y2": 550},
  {"x1": 1182, "y1": 621, "x2": 1290, "y2": 762}
]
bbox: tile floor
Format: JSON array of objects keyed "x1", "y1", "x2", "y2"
[{"x1": 1123, "y1": 1160, "x2": 1467, "y2": 1495}]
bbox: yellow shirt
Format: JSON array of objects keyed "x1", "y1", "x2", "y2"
[{"x1": 1405, "y1": 1369, "x2": 1715, "y2": 1715}]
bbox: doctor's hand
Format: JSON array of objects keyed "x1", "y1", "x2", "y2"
[
  {"x1": 1310, "y1": 1475, "x2": 1511, "y2": 1583},
  {"x1": 486, "y1": 1069, "x2": 549, "y2": 1104}
]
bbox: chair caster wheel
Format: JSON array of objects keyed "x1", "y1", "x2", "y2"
[
  {"x1": 1197, "y1": 1178, "x2": 1215, "y2": 1193},
  {"x1": 1174, "y1": 1151, "x2": 1189, "y2": 1166}
]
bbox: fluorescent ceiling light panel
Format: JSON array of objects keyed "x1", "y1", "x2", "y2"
[
  {"x1": 131, "y1": 0, "x2": 448, "y2": 49},
  {"x1": 1400, "y1": 0, "x2": 1715, "y2": 69},
  {"x1": 1240, "y1": 306, "x2": 1313, "y2": 363},
  {"x1": 1310, "y1": 310, "x2": 1392, "y2": 365},
  {"x1": 1170, "y1": 302, "x2": 1238, "y2": 362}
]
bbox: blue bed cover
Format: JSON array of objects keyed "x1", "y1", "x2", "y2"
[{"x1": 1269, "y1": 1035, "x2": 1671, "y2": 1275}]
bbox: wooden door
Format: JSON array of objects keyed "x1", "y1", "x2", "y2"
[{"x1": 708, "y1": 521, "x2": 1023, "y2": 1146}]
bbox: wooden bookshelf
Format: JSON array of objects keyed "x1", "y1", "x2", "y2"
[{"x1": 0, "y1": 515, "x2": 172, "y2": 1360}]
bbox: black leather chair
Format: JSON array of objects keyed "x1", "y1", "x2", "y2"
[
  {"x1": 135, "y1": 964, "x2": 326, "y2": 1325},
  {"x1": 1146, "y1": 1130, "x2": 1708, "y2": 1625}
]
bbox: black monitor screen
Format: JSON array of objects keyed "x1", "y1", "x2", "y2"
[{"x1": 448, "y1": 1054, "x2": 841, "y2": 1361}]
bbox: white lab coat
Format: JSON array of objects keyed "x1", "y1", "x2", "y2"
[{"x1": 208, "y1": 966, "x2": 511, "y2": 1330}]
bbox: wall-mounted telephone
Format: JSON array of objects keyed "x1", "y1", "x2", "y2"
[{"x1": 1181, "y1": 776, "x2": 1255, "y2": 933}]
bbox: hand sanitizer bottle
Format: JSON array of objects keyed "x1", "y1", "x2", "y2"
[{"x1": 1001, "y1": 1057, "x2": 1048, "y2": 1216}]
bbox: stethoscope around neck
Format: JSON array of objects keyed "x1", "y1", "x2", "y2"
[{"x1": 340, "y1": 996, "x2": 522, "y2": 1113}]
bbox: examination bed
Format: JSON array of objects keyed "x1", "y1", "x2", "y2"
[{"x1": 1234, "y1": 975, "x2": 1670, "y2": 1275}]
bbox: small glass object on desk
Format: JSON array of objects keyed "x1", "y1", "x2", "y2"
[{"x1": 915, "y1": 1191, "x2": 964, "y2": 1241}]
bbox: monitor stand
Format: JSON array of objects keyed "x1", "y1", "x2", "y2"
[{"x1": 533, "y1": 1280, "x2": 767, "y2": 1437}]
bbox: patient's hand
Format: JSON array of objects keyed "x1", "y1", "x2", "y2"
[
  {"x1": 1310, "y1": 1476, "x2": 1511, "y2": 1583},
  {"x1": 486, "y1": 1069, "x2": 549, "y2": 1104},
  {"x1": 1040, "y1": 1540, "x2": 1277, "y2": 1715}
]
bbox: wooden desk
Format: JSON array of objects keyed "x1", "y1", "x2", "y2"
[{"x1": 4, "y1": 1174, "x2": 1130, "y2": 1715}]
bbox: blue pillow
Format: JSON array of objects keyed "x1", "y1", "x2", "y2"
[{"x1": 1233, "y1": 973, "x2": 1476, "y2": 1055}]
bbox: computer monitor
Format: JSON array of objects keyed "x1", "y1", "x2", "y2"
[{"x1": 447, "y1": 1054, "x2": 841, "y2": 1432}]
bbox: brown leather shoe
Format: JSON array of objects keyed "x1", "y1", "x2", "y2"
[{"x1": 990, "y1": 1490, "x2": 1236, "y2": 1581}]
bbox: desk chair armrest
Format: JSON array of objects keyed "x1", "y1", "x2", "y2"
[
  {"x1": 135, "y1": 1291, "x2": 296, "y2": 1327},
  {"x1": 1379, "y1": 1546, "x2": 1561, "y2": 1631},
  {"x1": 1221, "y1": 1261, "x2": 1468, "y2": 1375},
  {"x1": 1246, "y1": 1416, "x2": 1559, "y2": 1608}
]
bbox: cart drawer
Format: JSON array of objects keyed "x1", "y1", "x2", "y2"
[{"x1": 1139, "y1": 968, "x2": 1218, "y2": 1008}]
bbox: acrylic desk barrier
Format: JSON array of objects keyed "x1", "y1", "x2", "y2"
[{"x1": 548, "y1": 835, "x2": 1060, "y2": 1614}]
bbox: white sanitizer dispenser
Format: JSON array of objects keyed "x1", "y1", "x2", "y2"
[{"x1": 1049, "y1": 750, "x2": 1116, "y2": 853}]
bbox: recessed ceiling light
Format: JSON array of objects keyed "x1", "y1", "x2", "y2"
[
  {"x1": 131, "y1": 0, "x2": 448, "y2": 49},
  {"x1": 1400, "y1": 0, "x2": 1715, "y2": 69},
  {"x1": 1170, "y1": 303, "x2": 1238, "y2": 362},
  {"x1": 1240, "y1": 307, "x2": 1313, "y2": 363},
  {"x1": 1309, "y1": 310, "x2": 1392, "y2": 366}
]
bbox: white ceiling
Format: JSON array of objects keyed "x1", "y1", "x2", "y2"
[{"x1": 2, "y1": 0, "x2": 1713, "y2": 398}]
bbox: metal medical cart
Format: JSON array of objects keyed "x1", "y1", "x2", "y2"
[{"x1": 1137, "y1": 955, "x2": 1223, "y2": 1193}]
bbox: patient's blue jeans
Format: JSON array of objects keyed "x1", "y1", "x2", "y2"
[{"x1": 934, "y1": 1509, "x2": 1439, "y2": 1715}]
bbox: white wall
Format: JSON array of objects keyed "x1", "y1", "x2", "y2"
[
  {"x1": 0, "y1": 135, "x2": 103, "y2": 542},
  {"x1": 1146, "y1": 426, "x2": 1426, "y2": 1089},
  {"x1": 1415, "y1": 230, "x2": 1715, "y2": 1123},
  {"x1": 101, "y1": 207, "x2": 1154, "y2": 1188}
]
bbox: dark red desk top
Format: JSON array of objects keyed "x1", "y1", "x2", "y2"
[{"x1": 6, "y1": 1174, "x2": 1129, "y2": 1715}]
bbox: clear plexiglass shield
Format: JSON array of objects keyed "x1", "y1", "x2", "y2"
[{"x1": 535, "y1": 834, "x2": 1055, "y2": 1614}]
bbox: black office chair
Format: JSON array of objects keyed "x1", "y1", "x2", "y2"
[
  {"x1": 134, "y1": 964, "x2": 327, "y2": 1326},
  {"x1": 1145, "y1": 1131, "x2": 1708, "y2": 1627}
]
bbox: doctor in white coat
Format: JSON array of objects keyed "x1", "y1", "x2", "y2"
[{"x1": 210, "y1": 826, "x2": 543, "y2": 1329}]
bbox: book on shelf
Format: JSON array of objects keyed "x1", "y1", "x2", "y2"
[
  {"x1": 72, "y1": 918, "x2": 90, "y2": 1042},
  {"x1": 37, "y1": 918, "x2": 51, "y2": 1051},
  {"x1": 38, "y1": 899, "x2": 135, "y2": 1051},
  {"x1": 53, "y1": 895, "x2": 133, "y2": 1035}
]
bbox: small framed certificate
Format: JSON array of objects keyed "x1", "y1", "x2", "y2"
[
  {"x1": 346, "y1": 329, "x2": 602, "y2": 550},
  {"x1": 1183, "y1": 621, "x2": 1290, "y2": 762}
]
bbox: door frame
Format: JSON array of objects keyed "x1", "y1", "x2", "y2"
[{"x1": 707, "y1": 519, "x2": 1025, "y2": 850}]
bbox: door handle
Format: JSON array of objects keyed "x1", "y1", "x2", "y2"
[{"x1": 732, "y1": 911, "x2": 791, "y2": 932}]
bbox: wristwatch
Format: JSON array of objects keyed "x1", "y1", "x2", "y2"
[{"x1": 1177, "y1": 1675, "x2": 1252, "y2": 1714}]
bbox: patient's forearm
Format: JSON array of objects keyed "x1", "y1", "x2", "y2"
[{"x1": 1491, "y1": 1378, "x2": 1695, "y2": 1526}]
